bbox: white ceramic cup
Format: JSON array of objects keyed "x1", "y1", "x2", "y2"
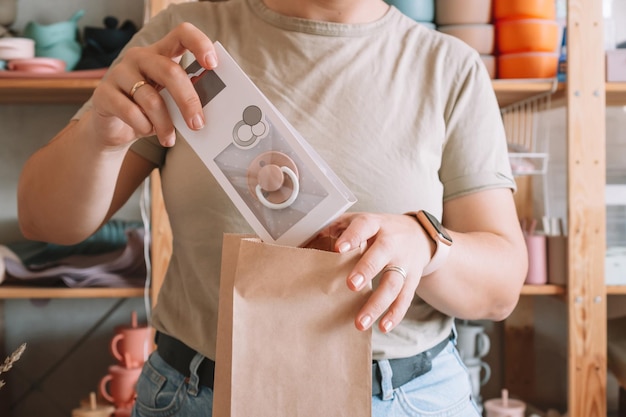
[
  {"x1": 464, "y1": 357, "x2": 491, "y2": 398},
  {"x1": 456, "y1": 321, "x2": 491, "y2": 360}
]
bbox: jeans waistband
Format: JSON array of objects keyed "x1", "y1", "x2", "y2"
[
  {"x1": 371, "y1": 333, "x2": 452, "y2": 397},
  {"x1": 155, "y1": 331, "x2": 215, "y2": 389},
  {"x1": 156, "y1": 330, "x2": 451, "y2": 396}
]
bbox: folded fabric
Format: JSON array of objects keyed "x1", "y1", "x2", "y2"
[
  {"x1": 6, "y1": 219, "x2": 143, "y2": 267},
  {"x1": 0, "y1": 245, "x2": 21, "y2": 285},
  {"x1": 2, "y1": 228, "x2": 147, "y2": 288}
]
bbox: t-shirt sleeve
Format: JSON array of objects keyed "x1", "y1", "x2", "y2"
[{"x1": 439, "y1": 52, "x2": 516, "y2": 201}]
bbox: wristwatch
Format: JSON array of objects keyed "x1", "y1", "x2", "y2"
[{"x1": 405, "y1": 210, "x2": 453, "y2": 276}]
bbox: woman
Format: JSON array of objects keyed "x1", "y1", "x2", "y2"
[{"x1": 17, "y1": 0, "x2": 528, "y2": 415}]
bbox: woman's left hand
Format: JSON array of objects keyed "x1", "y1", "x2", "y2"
[{"x1": 322, "y1": 212, "x2": 435, "y2": 333}]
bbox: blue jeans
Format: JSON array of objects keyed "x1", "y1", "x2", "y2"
[
  {"x1": 371, "y1": 341, "x2": 482, "y2": 416},
  {"x1": 132, "y1": 342, "x2": 480, "y2": 417},
  {"x1": 132, "y1": 351, "x2": 214, "y2": 417}
]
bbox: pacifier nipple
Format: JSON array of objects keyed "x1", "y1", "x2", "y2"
[
  {"x1": 257, "y1": 163, "x2": 285, "y2": 192},
  {"x1": 247, "y1": 151, "x2": 300, "y2": 210}
]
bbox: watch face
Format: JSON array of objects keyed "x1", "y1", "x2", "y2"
[{"x1": 419, "y1": 211, "x2": 453, "y2": 244}]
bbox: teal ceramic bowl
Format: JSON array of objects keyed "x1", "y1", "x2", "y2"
[
  {"x1": 386, "y1": 0, "x2": 435, "y2": 22},
  {"x1": 23, "y1": 10, "x2": 84, "y2": 49},
  {"x1": 37, "y1": 39, "x2": 82, "y2": 71}
]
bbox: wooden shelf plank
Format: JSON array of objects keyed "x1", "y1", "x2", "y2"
[
  {"x1": 1, "y1": 77, "x2": 624, "y2": 107},
  {"x1": 0, "y1": 286, "x2": 145, "y2": 299},
  {"x1": 521, "y1": 284, "x2": 566, "y2": 295},
  {"x1": 492, "y1": 79, "x2": 564, "y2": 108},
  {"x1": 520, "y1": 285, "x2": 626, "y2": 296},
  {"x1": 606, "y1": 83, "x2": 626, "y2": 107},
  {"x1": 3, "y1": 283, "x2": 616, "y2": 298},
  {"x1": 0, "y1": 78, "x2": 100, "y2": 104},
  {"x1": 607, "y1": 285, "x2": 626, "y2": 295}
]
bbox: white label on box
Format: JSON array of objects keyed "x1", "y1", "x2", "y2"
[{"x1": 160, "y1": 42, "x2": 356, "y2": 247}]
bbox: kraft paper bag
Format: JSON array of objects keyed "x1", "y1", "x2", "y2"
[{"x1": 213, "y1": 234, "x2": 372, "y2": 417}]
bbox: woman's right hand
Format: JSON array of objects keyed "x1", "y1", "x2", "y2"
[{"x1": 89, "y1": 22, "x2": 218, "y2": 150}]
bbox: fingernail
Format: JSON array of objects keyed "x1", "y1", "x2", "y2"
[
  {"x1": 164, "y1": 133, "x2": 176, "y2": 147},
  {"x1": 191, "y1": 113, "x2": 204, "y2": 130},
  {"x1": 350, "y1": 273, "x2": 364, "y2": 289},
  {"x1": 338, "y1": 242, "x2": 351, "y2": 253},
  {"x1": 359, "y1": 315, "x2": 372, "y2": 329},
  {"x1": 206, "y1": 51, "x2": 218, "y2": 68},
  {"x1": 382, "y1": 320, "x2": 393, "y2": 332}
]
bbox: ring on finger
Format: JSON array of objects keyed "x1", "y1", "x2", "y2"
[
  {"x1": 129, "y1": 80, "x2": 149, "y2": 99},
  {"x1": 382, "y1": 265, "x2": 407, "y2": 282}
]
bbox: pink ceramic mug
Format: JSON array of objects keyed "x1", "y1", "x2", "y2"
[
  {"x1": 110, "y1": 326, "x2": 152, "y2": 368},
  {"x1": 99, "y1": 364, "x2": 141, "y2": 408},
  {"x1": 524, "y1": 233, "x2": 547, "y2": 285}
]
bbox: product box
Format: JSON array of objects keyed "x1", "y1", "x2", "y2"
[
  {"x1": 606, "y1": 49, "x2": 626, "y2": 82},
  {"x1": 606, "y1": 184, "x2": 626, "y2": 285},
  {"x1": 160, "y1": 42, "x2": 356, "y2": 247}
]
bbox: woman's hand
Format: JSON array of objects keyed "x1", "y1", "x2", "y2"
[
  {"x1": 324, "y1": 212, "x2": 435, "y2": 334},
  {"x1": 90, "y1": 22, "x2": 217, "y2": 150}
]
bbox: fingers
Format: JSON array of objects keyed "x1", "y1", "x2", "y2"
[
  {"x1": 92, "y1": 23, "x2": 217, "y2": 147},
  {"x1": 137, "y1": 23, "x2": 217, "y2": 132},
  {"x1": 351, "y1": 241, "x2": 418, "y2": 334},
  {"x1": 150, "y1": 22, "x2": 218, "y2": 70},
  {"x1": 354, "y1": 268, "x2": 415, "y2": 333},
  {"x1": 333, "y1": 213, "x2": 378, "y2": 253},
  {"x1": 333, "y1": 213, "x2": 425, "y2": 333}
]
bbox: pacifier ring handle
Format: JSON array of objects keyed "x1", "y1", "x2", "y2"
[{"x1": 255, "y1": 166, "x2": 300, "y2": 210}]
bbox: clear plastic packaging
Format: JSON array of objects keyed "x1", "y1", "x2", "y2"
[{"x1": 160, "y1": 42, "x2": 356, "y2": 247}]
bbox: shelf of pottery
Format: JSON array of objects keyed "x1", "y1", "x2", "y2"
[
  {"x1": 0, "y1": 0, "x2": 137, "y2": 76},
  {"x1": 384, "y1": 0, "x2": 563, "y2": 80},
  {"x1": 71, "y1": 312, "x2": 152, "y2": 417}
]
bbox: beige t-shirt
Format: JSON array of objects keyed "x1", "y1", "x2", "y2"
[{"x1": 74, "y1": 0, "x2": 515, "y2": 360}]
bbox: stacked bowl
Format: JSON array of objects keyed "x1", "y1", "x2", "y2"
[
  {"x1": 385, "y1": 0, "x2": 436, "y2": 30},
  {"x1": 494, "y1": 0, "x2": 561, "y2": 79},
  {"x1": 435, "y1": 0, "x2": 496, "y2": 79}
]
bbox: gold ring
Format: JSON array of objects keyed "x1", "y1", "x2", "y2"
[
  {"x1": 129, "y1": 80, "x2": 148, "y2": 99},
  {"x1": 382, "y1": 265, "x2": 407, "y2": 282}
]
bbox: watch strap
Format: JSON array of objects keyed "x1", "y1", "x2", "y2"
[{"x1": 405, "y1": 211, "x2": 452, "y2": 276}]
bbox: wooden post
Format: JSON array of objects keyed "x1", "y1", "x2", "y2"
[
  {"x1": 149, "y1": 170, "x2": 172, "y2": 308},
  {"x1": 566, "y1": 0, "x2": 607, "y2": 415},
  {"x1": 0, "y1": 301, "x2": 8, "y2": 416}
]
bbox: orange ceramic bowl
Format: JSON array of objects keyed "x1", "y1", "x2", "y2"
[
  {"x1": 494, "y1": 0, "x2": 556, "y2": 21},
  {"x1": 498, "y1": 52, "x2": 558, "y2": 79},
  {"x1": 437, "y1": 24, "x2": 495, "y2": 55},
  {"x1": 435, "y1": 0, "x2": 492, "y2": 25},
  {"x1": 497, "y1": 19, "x2": 561, "y2": 53}
]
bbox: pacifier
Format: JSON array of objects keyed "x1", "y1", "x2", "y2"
[{"x1": 247, "y1": 151, "x2": 300, "y2": 210}]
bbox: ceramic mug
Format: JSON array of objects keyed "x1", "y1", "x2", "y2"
[
  {"x1": 525, "y1": 233, "x2": 548, "y2": 285},
  {"x1": 110, "y1": 325, "x2": 152, "y2": 368},
  {"x1": 455, "y1": 321, "x2": 491, "y2": 360},
  {"x1": 464, "y1": 357, "x2": 491, "y2": 398},
  {"x1": 99, "y1": 364, "x2": 141, "y2": 408}
]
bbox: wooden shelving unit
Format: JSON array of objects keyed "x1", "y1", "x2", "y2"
[
  {"x1": 0, "y1": 286, "x2": 144, "y2": 299},
  {"x1": 0, "y1": 78, "x2": 101, "y2": 104}
]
